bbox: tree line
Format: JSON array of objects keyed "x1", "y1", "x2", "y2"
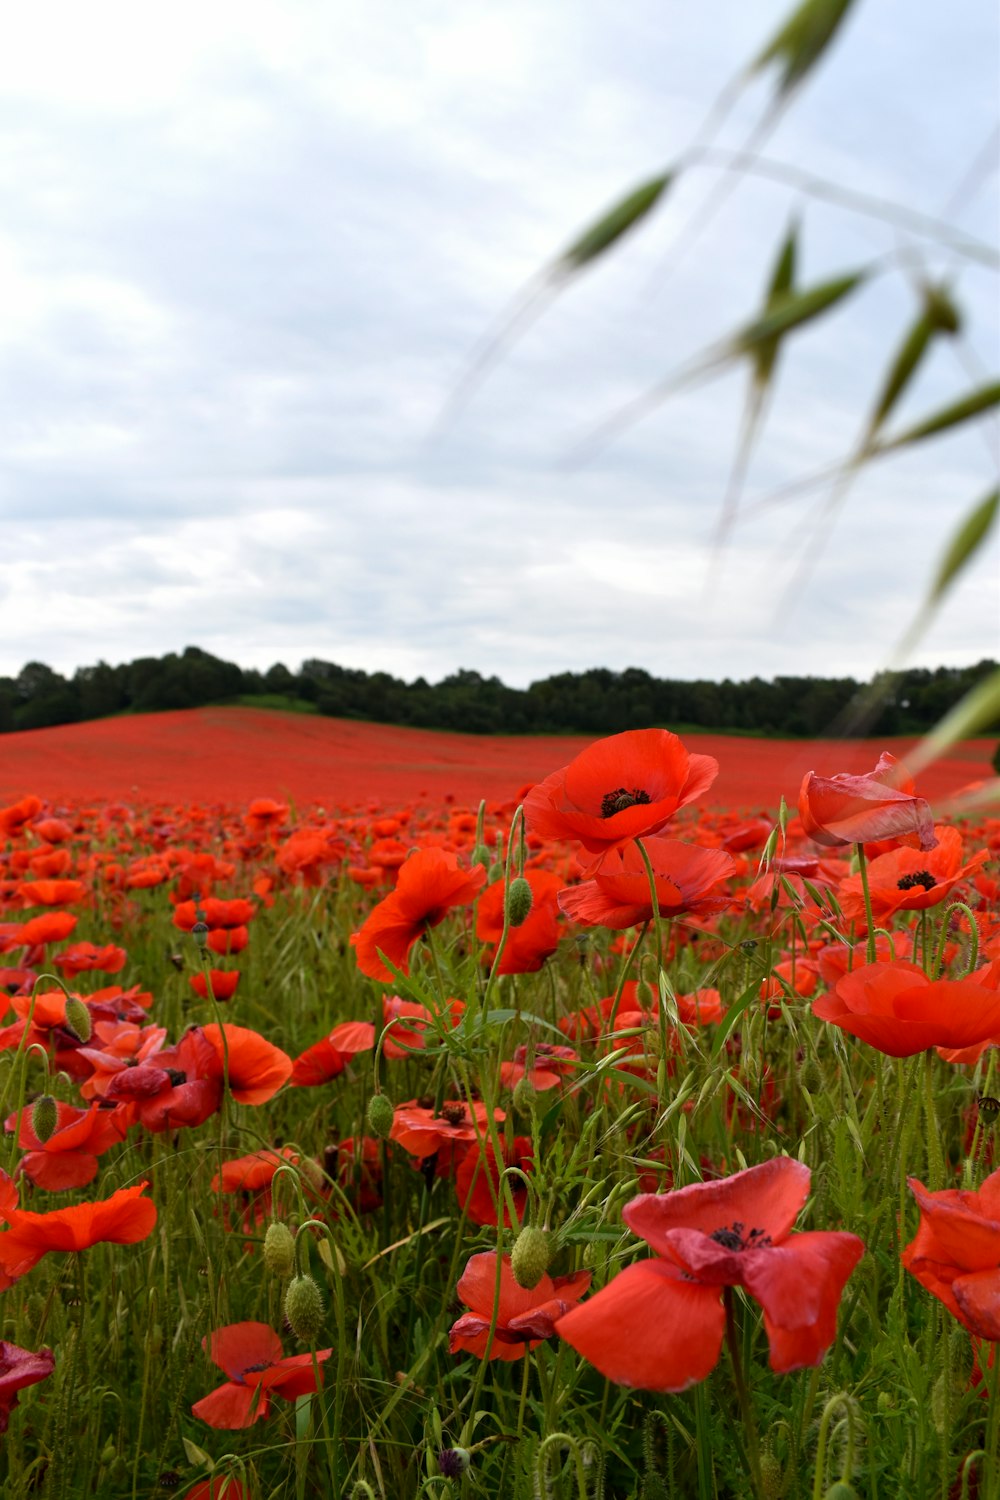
[{"x1": 1, "y1": 648, "x2": 996, "y2": 740}]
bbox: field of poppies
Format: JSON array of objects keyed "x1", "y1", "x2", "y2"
[{"x1": 0, "y1": 718, "x2": 998, "y2": 1499}]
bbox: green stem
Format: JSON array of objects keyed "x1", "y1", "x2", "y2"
[
  {"x1": 855, "y1": 844, "x2": 877, "y2": 965},
  {"x1": 724, "y1": 1288, "x2": 763, "y2": 1499}
]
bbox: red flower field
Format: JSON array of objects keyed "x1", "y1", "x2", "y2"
[{"x1": 0, "y1": 706, "x2": 992, "y2": 811}]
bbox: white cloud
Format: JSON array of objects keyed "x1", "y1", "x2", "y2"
[{"x1": 0, "y1": 0, "x2": 997, "y2": 695}]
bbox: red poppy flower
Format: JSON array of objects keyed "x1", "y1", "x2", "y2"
[
  {"x1": 0, "y1": 796, "x2": 43, "y2": 837},
  {"x1": 190, "y1": 970, "x2": 241, "y2": 1002},
  {"x1": 184, "y1": 1476, "x2": 252, "y2": 1500},
  {"x1": 498, "y1": 1043, "x2": 578, "y2": 1093},
  {"x1": 200, "y1": 1024, "x2": 293, "y2": 1105},
  {"x1": 454, "y1": 1136, "x2": 534, "y2": 1227},
  {"x1": 389, "y1": 1099, "x2": 504, "y2": 1174},
  {"x1": 192, "y1": 1322, "x2": 332, "y2": 1429},
  {"x1": 351, "y1": 848, "x2": 486, "y2": 981},
  {"x1": 558, "y1": 840, "x2": 734, "y2": 930},
  {"x1": 52, "y1": 942, "x2": 127, "y2": 978},
  {"x1": 19, "y1": 912, "x2": 78, "y2": 947},
  {"x1": 0, "y1": 1181, "x2": 157, "y2": 1286},
  {"x1": 798, "y1": 753, "x2": 936, "y2": 851},
  {"x1": 0, "y1": 1340, "x2": 55, "y2": 1433},
  {"x1": 290, "y1": 1020, "x2": 374, "y2": 1086},
  {"x1": 9, "y1": 1101, "x2": 126, "y2": 1192},
  {"x1": 17, "y1": 879, "x2": 87, "y2": 908},
  {"x1": 812, "y1": 961, "x2": 1000, "y2": 1057},
  {"x1": 836, "y1": 826, "x2": 987, "y2": 924},
  {"x1": 524, "y1": 730, "x2": 718, "y2": 866},
  {"x1": 449, "y1": 1252, "x2": 591, "y2": 1360},
  {"x1": 381, "y1": 995, "x2": 463, "y2": 1057},
  {"x1": 173, "y1": 899, "x2": 255, "y2": 931},
  {"x1": 901, "y1": 1169, "x2": 1000, "y2": 1337},
  {"x1": 556, "y1": 1159, "x2": 863, "y2": 1390},
  {"x1": 211, "y1": 1148, "x2": 299, "y2": 1195}
]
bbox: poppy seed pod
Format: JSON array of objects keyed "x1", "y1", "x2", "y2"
[
  {"x1": 367, "y1": 1093, "x2": 395, "y2": 1140},
  {"x1": 263, "y1": 1222, "x2": 296, "y2": 1279},
  {"x1": 506, "y1": 876, "x2": 533, "y2": 928},
  {"x1": 511, "y1": 1225, "x2": 551, "y2": 1290},
  {"x1": 284, "y1": 1274, "x2": 325, "y2": 1342},
  {"x1": 63, "y1": 996, "x2": 92, "y2": 1043},
  {"x1": 31, "y1": 1095, "x2": 58, "y2": 1145},
  {"x1": 191, "y1": 921, "x2": 210, "y2": 950}
]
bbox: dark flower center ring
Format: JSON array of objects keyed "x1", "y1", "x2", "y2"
[
  {"x1": 897, "y1": 870, "x2": 936, "y2": 891},
  {"x1": 600, "y1": 787, "x2": 652, "y2": 818},
  {"x1": 709, "y1": 1221, "x2": 772, "y2": 1252}
]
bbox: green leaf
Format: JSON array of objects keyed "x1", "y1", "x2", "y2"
[
  {"x1": 558, "y1": 172, "x2": 673, "y2": 270},
  {"x1": 873, "y1": 380, "x2": 1000, "y2": 454},
  {"x1": 751, "y1": 0, "x2": 859, "y2": 97},
  {"x1": 929, "y1": 488, "x2": 999, "y2": 604},
  {"x1": 733, "y1": 269, "x2": 868, "y2": 355},
  {"x1": 863, "y1": 312, "x2": 935, "y2": 441},
  {"x1": 751, "y1": 219, "x2": 799, "y2": 387}
]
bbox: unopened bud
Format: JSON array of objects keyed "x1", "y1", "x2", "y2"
[
  {"x1": 263, "y1": 1222, "x2": 296, "y2": 1278},
  {"x1": 191, "y1": 921, "x2": 210, "y2": 950},
  {"x1": 63, "y1": 996, "x2": 92, "y2": 1042},
  {"x1": 511, "y1": 1225, "x2": 550, "y2": 1290},
  {"x1": 759, "y1": 1451, "x2": 783, "y2": 1500},
  {"x1": 472, "y1": 844, "x2": 491, "y2": 870},
  {"x1": 506, "y1": 876, "x2": 533, "y2": 928},
  {"x1": 824, "y1": 1485, "x2": 859, "y2": 1500},
  {"x1": 284, "y1": 1273, "x2": 325, "y2": 1342},
  {"x1": 367, "y1": 1093, "x2": 394, "y2": 1140},
  {"x1": 31, "y1": 1095, "x2": 59, "y2": 1144}
]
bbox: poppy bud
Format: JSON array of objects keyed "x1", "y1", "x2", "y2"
[
  {"x1": 191, "y1": 921, "x2": 210, "y2": 950},
  {"x1": 512, "y1": 1075, "x2": 537, "y2": 1115},
  {"x1": 759, "y1": 1450, "x2": 784, "y2": 1499},
  {"x1": 506, "y1": 876, "x2": 533, "y2": 928},
  {"x1": 511, "y1": 1225, "x2": 550, "y2": 1290},
  {"x1": 367, "y1": 1093, "x2": 395, "y2": 1140},
  {"x1": 437, "y1": 1447, "x2": 471, "y2": 1478},
  {"x1": 31, "y1": 1094, "x2": 58, "y2": 1144},
  {"x1": 823, "y1": 1485, "x2": 859, "y2": 1500},
  {"x1": 797, "y1": 1054, "x2": 823, "y2": 1095},
  {"x1": 472, "y1": 844, "x2": 491, "y2": 870},
  {"x1": 63, "y1": 996, "x2": 92, "y2": 1042},
  {"x1": 263, "y1": 1222, "x2": 296, "y2": 1279},
  {"x1": 284, "y1": 1273, "x2": 325, "y2": 1342}
]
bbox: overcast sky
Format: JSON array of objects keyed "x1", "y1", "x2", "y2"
[{"x1": 2, "y1": 0, "x2": 998, "y2": 691}]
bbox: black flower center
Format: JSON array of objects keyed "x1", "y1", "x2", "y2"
[
  {"x1": 709, "y1": 1221, "x2": 771, "y2": 1252},
  {"x1": 600, "y1": 787, "x2": 652, "y2": 819},
  {"x1": 897, "y1": 870, "x2": 936, "y2": 891},
  {"x1": 439, "y1": 1102, "x2": 466, "y2": 1126}
]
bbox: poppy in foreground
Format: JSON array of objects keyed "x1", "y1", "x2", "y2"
[
  {"x1": 0, "y1": 1341, "x2": 55, "y2": 1432},
  {"x1": 0, "y1": 1180, "x2": 157, "y2": 1286},
  {"x1": 901, "y1": 1169, "x2": 1000, "y2": 1337},
  {"x1": 351, "y1": 848, "x2": 486, "y2": 981},
  {"x1": 798, "y1": 752, "x2": 936, "y2": 851},
  {"x1": 523, "y1": 729, "x2": 718, "y2": 866},
  {"x1": 449, "y1": 1252, "x2": 591, "y2": 1360},
  {"x1": 192, "y1": 1322, "x2": 332, "y2": 1428},
  {"x1": 558, "y1": 839, "x2": 734, "y2": 930},
  {"x1": 812, "y1": 961, "x2": 1000, "y2": 1058},
  {"x1": 556, "y1": 1159, "x2": 863, "y2": 1391}
]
